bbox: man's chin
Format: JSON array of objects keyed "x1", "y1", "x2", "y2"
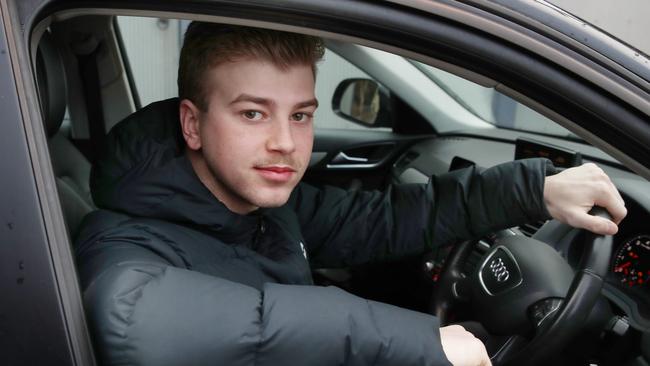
[
  {"x1": 249, "y1": 189, "x2": 293, "y2": 209},
  {"x1": 254, "y1": 196, "x2": 291, "y2": 208}
]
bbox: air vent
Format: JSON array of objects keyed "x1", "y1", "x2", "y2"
[
  {"x1": 462, "y1": 240, "x2": 491, "y2": 276},
  {"x1": 518, "y1": 220, "x2": 547, "y2": 237}
]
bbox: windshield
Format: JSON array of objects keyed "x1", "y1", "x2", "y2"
[{"x1": 415, "y1": 62, "x2": 579, "y2": 140}]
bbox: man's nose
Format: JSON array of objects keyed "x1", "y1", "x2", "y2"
[{"x1": 266, "y1": 120, "x2": 296, "y2": 154}]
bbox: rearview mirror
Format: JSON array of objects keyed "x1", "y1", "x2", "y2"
[{"x1": 332, "y1": 78, "x2": 393, "y2": 128}]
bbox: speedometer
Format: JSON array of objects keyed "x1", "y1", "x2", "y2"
[{"x1": 613, "y1": 235, "x2": 650, "y2": 287}]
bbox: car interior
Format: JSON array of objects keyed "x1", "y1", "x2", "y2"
[{"x1": 31, "y1": 10, "x2": 650, "y2": 366}]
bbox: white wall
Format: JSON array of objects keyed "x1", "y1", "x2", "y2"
[
  {"x1": 117, "y1": 17, "x2": 181, "y2": 107},
  {"x1": 551, "y1": 0, "x2": 650, "y2": 56}
]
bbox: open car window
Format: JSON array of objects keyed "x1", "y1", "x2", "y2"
[
  {"x1": 117, "y1": 16, "x2": 386, "y2": 131},
  {"x1": 414, "y1": 62, "x2": 578, "y2": 139}
]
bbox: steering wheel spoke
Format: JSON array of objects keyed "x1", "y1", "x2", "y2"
[
  {"x1": 490, "y1": 335, "x2": 528, "y2": 365},
  {"x1": 528, "y1": 297, "x2": 563, "y2": 329}
]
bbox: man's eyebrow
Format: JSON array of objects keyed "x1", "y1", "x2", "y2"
[
  {"x1": 229, "y1": 94, "x2": 274, "y2": 107},
  {"x1": 229, "y1": 94, "x2": 318, "y2": 110},
  {"x1": 295, "y1": 98, "x2": 319, "y2": 109}
]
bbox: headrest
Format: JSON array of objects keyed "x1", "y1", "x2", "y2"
[{"x1": 36, "y1": 31, "x2": 67, "y2": 137}]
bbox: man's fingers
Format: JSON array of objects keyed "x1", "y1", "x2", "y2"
[
  {"x1": 440, "y1": 325, "x2": 491, "y2": 366},
  {"x1": 586, "y1": 164, "x2": 627, "y2": 224},
  {"x1": 593, "y1": 182, "x2": 627, "y2": 225},
  {"x1": 442, "y1": 324, "x2": 466, "y2": 334},
  {"x1": 570, "y1": 211, "x2": 618, "y2": 235},
  {"x1": 608, "y1": 179, "x2": 625, "y2": 207}
]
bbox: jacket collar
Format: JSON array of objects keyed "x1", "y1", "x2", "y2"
[{"x1": 91, "y1": 98, "x2": 261, "y2": 242}]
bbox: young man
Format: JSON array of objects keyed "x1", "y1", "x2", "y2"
[{"x1": 77, "y1": 23, "x2": 626, "y2": 366}]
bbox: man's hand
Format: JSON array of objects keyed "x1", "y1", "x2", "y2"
[
  {"x1": 440, "y1": 325, "x2": 491, "y2": 366},
  {"x1": 544, "y1": 163, "x2": 627, "y2": 235}
]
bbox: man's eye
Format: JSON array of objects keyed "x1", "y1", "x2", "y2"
[
  {"x1": 243, "y1": 111, "x2": 263, "y2": 120},
  {"x1": 292, "y1": 112, "x2": 312, "y2": 122}
]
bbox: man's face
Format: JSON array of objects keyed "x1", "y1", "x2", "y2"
[{"x1": 185, "y1": 59, "x2": 317, "y2": 214}]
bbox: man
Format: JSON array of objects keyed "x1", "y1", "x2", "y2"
[{"x1": 76, "y1": 22, "x2": 626, "y2": 366}]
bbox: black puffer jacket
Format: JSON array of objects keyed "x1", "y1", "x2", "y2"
[{"x1": 76, "y1": 98, "x2": 553, "y2": 366}]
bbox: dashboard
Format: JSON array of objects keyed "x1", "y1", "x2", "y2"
[
  {"x1": 603, "y1": 197, "x2": 650, "y2": 331},
  {"x1": 392, "y1": 128, "x2": 650, "y2": 332}
]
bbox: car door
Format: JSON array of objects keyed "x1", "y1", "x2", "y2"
[{"x1": 0, "y1": 3, "x2": 95, "y2": 365}]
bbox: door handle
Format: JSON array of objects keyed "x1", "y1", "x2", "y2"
[
  {"x1": 331, "y1": 152, "x2": 369, "y2": 164},
  {"x1": 326, "y1": 143, "x2": 396, "y2": 169},
  {"x1": 327, "y1": 151, "x2": 379, "y2": 169}
]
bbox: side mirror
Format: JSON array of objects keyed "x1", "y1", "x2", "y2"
[{"x1": 332, "y1": 78, "x2": 393, "y2": 128}]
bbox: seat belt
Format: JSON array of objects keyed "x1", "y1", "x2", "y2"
[{"x1": 75, "y1": 38, "x2": 106, "y2": 162}]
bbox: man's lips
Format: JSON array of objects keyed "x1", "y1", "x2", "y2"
[
  {"x1": 254, "y1": 165, "x2": 296, "y2": 182},
  {"x1": 256, "y1": 166, "x2": 295, "y2": 173}
]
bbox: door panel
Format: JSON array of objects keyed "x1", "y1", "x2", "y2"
[{"x1": 305, "y1": 128, "x2": 425, "y2": 189}]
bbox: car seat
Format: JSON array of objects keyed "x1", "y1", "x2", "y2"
[{"x1": 36, "y1": 30, "x2": 94, "y2": 239}]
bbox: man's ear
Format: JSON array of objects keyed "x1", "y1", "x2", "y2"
[{"x1": 179, "y1": 99, "x2": 202, "y2": 151}]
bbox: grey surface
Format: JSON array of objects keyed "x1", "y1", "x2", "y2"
[{"x1": 0, "y1": 6, "x2": 74, "y2": 366}]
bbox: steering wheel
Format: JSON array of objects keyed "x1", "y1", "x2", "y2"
[{"x1": 431, "y1": 208, "x2": 613, "y2": 366}]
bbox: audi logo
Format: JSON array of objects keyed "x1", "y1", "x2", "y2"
[{"x1": 489, "y1": 258, "x2": 510, "y2": 282}]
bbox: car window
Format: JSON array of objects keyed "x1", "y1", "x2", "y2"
[
  {"x1": 414, "y1": 62, "x2": 577, "y2": 139},
  {"x1": 116, "y1": 16, "x2": 386, "y2": 131},
  {"x1": 315, "y1": 49, "x2": 384, "y2": 130},
  {"x1": 117, "y1": 15, "x2": 581, "y2": 140}
]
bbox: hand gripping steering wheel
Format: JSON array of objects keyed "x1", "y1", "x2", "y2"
[{"x1": 432, "y1": 208, "x2": 613, "y2": 366}]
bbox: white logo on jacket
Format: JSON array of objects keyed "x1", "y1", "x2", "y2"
[{"x1": 299, "y1": 241, "x2": 307, "y2": 259}]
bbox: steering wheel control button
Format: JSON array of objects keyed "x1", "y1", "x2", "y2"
[
  {"x1": 606, "y1": 316, "x2": 630, "y2": 336},
  {"x1": 478, "y1": 247, "x2": 523, "y2": 296},
  {"x1": 452, "y1": 280, "x2": 471, "y2": 302},
  {"x1": 529, "y1": 298, "x2": 563, "y2": 327}
]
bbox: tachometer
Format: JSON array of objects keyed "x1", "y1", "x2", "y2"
[{"x1": 613, "y1": 235, "x2": 650, "y2": 287}]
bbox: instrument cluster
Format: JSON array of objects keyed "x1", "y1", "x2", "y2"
[
  {"x1": 612, "y1": 235, "x2": 650, "y2": 289},
  {"x1": 606, "y1": 232, "x2": 650, "y2": 323}
]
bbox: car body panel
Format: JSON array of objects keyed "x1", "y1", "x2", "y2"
[{"x1": 0, "y1": 4, "x2": 79, "y2": 365}]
